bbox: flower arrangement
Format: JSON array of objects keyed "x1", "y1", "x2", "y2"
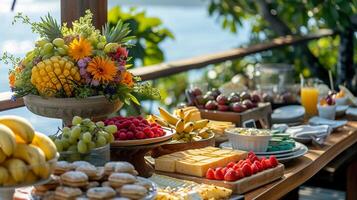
[{"x1": 4, "y1": 10, "x2": 159, "y2": 104}]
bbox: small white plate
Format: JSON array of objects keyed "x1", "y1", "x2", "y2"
[
  {"x1": 309, "y1": 116, "x2": 347, "y2": 129},
  {"x1": 336, "y1": 105, "x2": 349, "y2": 117},
  {"x1": 276, "y1": 144, "x2": 308, "y2": 163},
  {"x1": 346, "y1": 107, "x2": 357, "y2": 120},
  {"x1": 272, "y1": 106, "x2": 305, "y2": 123},
  {"x1": 220, "y1": 141, "x2": 302, "y2": 155}
]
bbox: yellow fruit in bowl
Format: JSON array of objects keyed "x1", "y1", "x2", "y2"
[
  {"x1": 335, "y1": 90, "x2": 345, "y2": 98},
  {"x1": 31, "y1": 56, "x2": 81, "y2": 97}
]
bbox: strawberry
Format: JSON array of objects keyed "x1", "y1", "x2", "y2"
[
  {"x1": 224, "y1": 169, "x2": 238, "y2": 181},
  {"x1": 237, "y1": 160, "x2": 244, "y2": 167},
  {"x1": 222, "y1": 167, "x2": 228, "y2": 175},
  {"x1": 214, "y1": 168, "x2": 224, "y2": 180},
  {"x1": 241, "y1": 164, "x2": 252, "y2": 177},
  {"x1": 269, "y1": 156, "x2": 279, "y2": 167},
  {"x1": 235, "y1": 168, "x2": 244, "y2": 179},
  {"x1": 226, "y1": 162, "x2": 235, "y2": 168},
  {"x1": 263, "y1": 159, "x2": 272, "y2": 169},
  {"x1": 206, "y1": 168, "x2": 215, "y2": 180},
  {"x1": 233, "y1": 164, "x2": 240, "y2": 171},
  {"x1": 243, "y1": 159, "x2": 252, "y2": 166},
  {"x1": 260, "y1": 158, "x2": 268, "y2": 170},
  {"x1": 251, "y1": 163, "x2": 259, "y2": 174},
  {"x1": 253, "y1": 160, "x2": 263, "y2": 172}
]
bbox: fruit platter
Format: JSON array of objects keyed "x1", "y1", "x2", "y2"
[
  {"x1": 186, "y1": 88, "x2": 272, "y2": 128},
  {"x1": 30, "y1": 160, "x2": 157, "y2": 199},
  {"x1": 154, "y1": 147, "x2": 284, "y2": 194},
  {"x1": 105, "y1": 116, "x2": 175, "y2": 147}
]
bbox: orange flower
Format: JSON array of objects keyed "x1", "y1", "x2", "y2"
[
  {"x1": 121, "y1": 71, "x2": 134, "y2": 87},
  {"x1": 87, "y1": 57, "x2": 117, "y2": 83},
  {"x1": 68, "y1": 37, "x2": 93, "y2": 61},
  {"x1": 9, "y1": 72, "x2": 15, "y2": 88}
]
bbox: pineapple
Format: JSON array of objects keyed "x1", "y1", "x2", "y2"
[
  {"x1": 37, "y1": 14, "x2": 62, "y2": 41},
  {"x1": 31, "y1": 56, "x2": 81, "y2": 97}
]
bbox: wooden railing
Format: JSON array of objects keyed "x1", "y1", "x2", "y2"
[{"x1": 0, "y1": 29, "x2": 335, "y2": 112}]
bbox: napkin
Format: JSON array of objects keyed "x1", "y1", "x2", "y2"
[{"x1": 285, "y1": 125, "x2": 332, "y2": 138}]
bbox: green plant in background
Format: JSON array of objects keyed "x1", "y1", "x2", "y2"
[
  {"x1": 108, "y1": 6, "x2": 188, "y2": 111},
  {"x1": 206, "y1": 0, "x2": 356, "y2": 85},
  {"x1": 108, "y1": 6, "x2": 174, "y2": 67}
]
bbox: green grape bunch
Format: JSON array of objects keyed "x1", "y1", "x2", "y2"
[{"x1": 51, "y1": 116, "x2": 117, "y2": 154}]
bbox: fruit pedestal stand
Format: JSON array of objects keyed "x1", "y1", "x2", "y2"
[{"x1": 23, "y1": 95, "x2": 123, "y2": 126}]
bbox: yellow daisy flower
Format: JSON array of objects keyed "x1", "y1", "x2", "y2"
[
  {"x1": 87, "y1": 57, "x2": 117, "y2": 83},
  {"x1": 68, "y1": 37, "x2": 93, "y2": 61}
]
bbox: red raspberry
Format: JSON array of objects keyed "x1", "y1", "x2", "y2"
[
  {"x1": 118, "y1": 132, "x2": 127, "y2": 140},
  {"x1": 135, "y1": 132, "x2": 146, "y2": 139},
  {"x1": 126, "y1": 132, "x2": 134, "y2": 140},
  {"x1": 136, "y1": 116, "x2": 143, "y2": 120},
  {"x1": 132, "y1": 119, "x2": 140, "y2": 126},
  {"x1": 143, "y1": 127, "x2": 151, "y2": 134},
  {"x1": 142, "y1": 120, "x2": 149, "y2": 125},
  {"x1": 129, "y1": 124, "x2": 136, "y2": 131}
]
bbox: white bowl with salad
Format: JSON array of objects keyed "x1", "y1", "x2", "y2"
[{"x1": 225, "y1": 128, "x2": 272, "y2": 152}]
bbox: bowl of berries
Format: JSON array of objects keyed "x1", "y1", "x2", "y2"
[
  {"x1": 104, "y1": 116, "x2": 175, "y2": 147},
  {"x1": 318, "y1": 93, "x2": 336, "y2": 120}
]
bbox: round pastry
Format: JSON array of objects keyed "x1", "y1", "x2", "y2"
[
  {"x1": 104, "y1": 162, "x2": 118, "y2": 175},
  {"x1": 60, "y1": 171, "x2": 89, "y2": 187},
  {"x1": 108, "y1": 173, "x2": 136, "y2": 188},
  {"x1": 109, "y1": 198, "x2": 131, "y2": 200},
  {"x1": 85, "y1": 181, "x2": 100, "y2": 190},
  {"x1": 87, "y1": 187, "x2": 116, "y2": 199},
  {"x1": 114, "y1": 162, "x2": 135, "y2": 174},
  {"x1": 91, "y1": 167, "x2": 105, "y2": 181},
  {"x1": 76, "y1": 164, "x2": 98, "y2": 178},
  {"x1": 118, "y1": 184, "x2": 148, "y2": 199},
  {"x1": 54, "y1": 186, "x2": 82, "y2": 199},
  {"x1": 54, "y1": 161, "x2": 73, "y2": 175},
  {"x1": 72, "y1": 161, "x2": 93, "y2": 168}
]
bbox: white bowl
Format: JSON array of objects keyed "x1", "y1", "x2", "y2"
[
  {"x1": 225, "y1": 129, "x2": 271, "y2": 152},
  {"x1": 317, "y1": 104, "x2": 336, "y2": 120}
]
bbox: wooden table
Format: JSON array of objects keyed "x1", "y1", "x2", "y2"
[{"x1": 245, "y1": 121, "x2": 357, "y2": 200}]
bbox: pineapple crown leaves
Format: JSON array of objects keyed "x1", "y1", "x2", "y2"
[
  {"x1": 12, "y1": 12, "x2": 62, "y2": 41},
  {"x1": 102, "y1": 20, "x2": 136, "y2": 46}
]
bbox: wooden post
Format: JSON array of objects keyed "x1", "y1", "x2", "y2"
[{"x1": 60, "y1": 0, "x2": 107, "y2": 29}]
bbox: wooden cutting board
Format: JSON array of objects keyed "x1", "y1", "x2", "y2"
[{"x1": 156, "y1": 164, "x2": 284, "y2": 194}]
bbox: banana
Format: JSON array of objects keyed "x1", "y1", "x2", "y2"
[
  {"x1": 31, "y1": 132, "x2": 57, "y2": 160},
  {"x1": 3, "y1": 175, "x2": 16, "y2": 187},
  {"x1": 183, "y1": 111, "x2": 193, "y2": 123},
  {"x1": 0, "y1": 149, "x2": 6, "y2": 164},
  {"x1": 175, "y1": 119, "x2": 185, "y2": 134},
  {"x1": 4, "y1": 158, "x2": 28, "y2": 183},
  {"x1": 0, "y1": 115, "x2": 35, "y2": 143},
  {"x1": 183, "y1": 122, "x2": 194, "y2": 133},
  {"x1": 39, "y1": 163, "x2": 51, "y2": 179},
  {"x1": 24, "y1": 170, "x2": 38, "y2": 184},
  {"x1": 0, "y1": 124, "x2": 17, "y2": 156},
  {"x1": 0, "y1": 166, "x2": 9, "y2": 185},
  {"x1": 158, "y1": 107, "x2": 179, "y2": 125},
  {"x1": 13, "y1": 144, "x2": 47, "y2": 177},
  {"x1": 175, "y1": 109, "x2": 185, "y2": 119},
  {"x1": 193, "y1": 119, "x2": 210, "y2": 130}
]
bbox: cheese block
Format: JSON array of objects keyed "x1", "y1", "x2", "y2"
[{"x1": 155, "y1": 147, "x2": 247, "y2": 177}]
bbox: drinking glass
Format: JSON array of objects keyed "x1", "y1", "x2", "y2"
[{"x1": 300, "y1": 79, "x2": 319, "y2": 117}]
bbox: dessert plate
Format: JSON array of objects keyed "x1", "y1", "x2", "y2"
[
  {"x1": 111, "y1": 128, "x2": 175, "y2": 147},
  {"x1": 276, "y1": 144, "x2": 308, "y2": 163},
  {"x1": 272, "y1": 105, "x2": 305, "y2": 123}
]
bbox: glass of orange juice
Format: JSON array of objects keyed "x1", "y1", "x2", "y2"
[{"x1": 300, "y1": 78, "x2": 320, "y2": 117}]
